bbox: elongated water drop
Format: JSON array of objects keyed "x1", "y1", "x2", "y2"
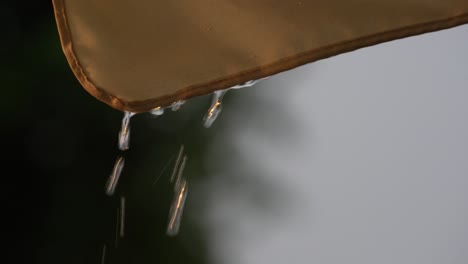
[
  {"x1": 174, "y1": 155, "x2": 187, "y2": 191},
  {"x1": 167, "y1": 179, "x2": 188, "y2": 236},
  {"x1": 118, "y1": 112, "x2": 135, "y2": 151},
  {"x1": 105, "y1": 156, "x2": 125, "y2": 196},
  {"x1": 203, "y1": 90, "x2": 228, "y2": 128},
  {"x1": 170, "y1": 145, "x2": 185, "y2": 183},
  {"x1": 202, "y1": 77, "x2": 269, "y2": 128},
  {"x1": 150, "y1": 107, "x2": 165, "y2": 116}
]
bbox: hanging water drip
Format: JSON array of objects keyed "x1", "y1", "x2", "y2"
[
  {"x1": 105, "y1": 156, "x2": 125, "y2": 196},
  {"x1": 150, "y1": 100, "x2": 185, "y2": 117},
  {"x1": 170, "y1": 100, "x2": 185, "y2": 111},
  {"x1": 203, "y1": 90, "x2": 228, "y2": 128},
  {"x1": 149, "y1": 107, "x2": 165, "y2": 116},
  {"x1": 118, "y1": 111, "x2": 135, "y2": 151},
  {"x1": 203, "y1": 77, "x2": 269, "y2": 128}
]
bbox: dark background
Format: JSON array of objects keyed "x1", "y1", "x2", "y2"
[{"x1": 3, "y1": 2, "x2": 215, "y2": 263}]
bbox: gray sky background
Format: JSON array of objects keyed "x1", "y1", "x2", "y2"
[{"x1": 192, "y1": 24, "x2": 468, "y2": 264}]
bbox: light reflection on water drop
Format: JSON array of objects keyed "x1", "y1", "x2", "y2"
[
  {"x1": 105, "y1": 156, "x2": 125, "y2": 196},
  {"x1": 166, "y1": 146, "x2": 189, "y2": 236},
  {"x1": 174, "y1": 155, "x2": 187, "y2": 191},
  {"x1": 170, "y1": 145, "x2": 185, "y2": 183},
  {"x1": 203, "y1": 90, "x2": 228, "y2": 128},
  {"x1": 203, "y1": 77, "x2": 269, "y2": 128},
  {"x1": 150, "y1": 107, "x2": 165, "y2": 116},
  {"x1": 167, "y1": 179, "x2": 189, "y2": 237},
  {"x1": 118, "y1": 111, "x2": 135, "y2": 151},
  {"x1": 171, "y1": 100, "x2": 185, "y2": 111}
]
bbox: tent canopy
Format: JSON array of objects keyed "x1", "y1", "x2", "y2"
[{"x1": 53, "y1": 0, "x2": 468, "y2": 112}]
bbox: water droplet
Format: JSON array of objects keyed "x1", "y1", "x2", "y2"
[
  {"x1": 118, "y1": 112, "x2": 135, "y2": 151},
  {"x1": 167, "y1": 179, "x2": 188, "y2": 236},
  {"x1": 203, "y1": 90, "x2": 228, "y2": 128},
  {"x1": 171, "y1": 100, "x2": 185, "y2": 111},
  {"x1": 150, "y1": 107, "x2": 165, "y2": 116},
  {"x1": 105, "y1": 156, "x2": 125, "y2": 196},
  {"x1": 202, "y1": 77, "x2": 269, "y2": 128}
]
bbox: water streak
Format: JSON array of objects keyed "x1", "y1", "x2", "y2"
[
  {"x1": 167, "y1": 179, "x2": 188, "y2": 236},
  {"x1": 152, "y1": 155, "x2": 175, "y2": 187},
  {"x1": 105, "y1": 156, "x2": 125, "y2": 196},
  {"x1": 170, "y1": 145, "x2": 185, "y2": 183},
  {"x1": 118, "y1": 112, "x2": 135, "y2": 151},
  {"x1": 120, "y1": 196, "x2": 125, "y2": 238},
  {"x1": 114, "y1": 208, "x2": 119, "y2": 248},
  {"x1": 101, "y1": 244, "x2": 107, "y2": 264},
  {"x1": 174, "y1": 155, "x2": 187, "y2": 191}
]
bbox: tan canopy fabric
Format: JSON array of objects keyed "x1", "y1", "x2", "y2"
[{"x1": 52, "y1": 0, "x2": 468, "y2": 112}]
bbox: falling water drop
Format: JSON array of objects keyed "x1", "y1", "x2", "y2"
[
  {"x1": 167, "y1": 179, "x2": 188, "y2": 237},
  {"x1": 174, "y1": 155, "x2": 187, "y2": 191},
  {"x1": 105, "y1": 156, "x2": 125, "y2": 196},
  {"x1": 150, "y1": 107, "x2": 165, "y2": 116},
  {"x1": 166, "y1": 148, "x2": 188, "y2": 236},
  {"x1": 203, "y1": 90, "x2": 228, "y2": 128},
  {"x1": 170, "y1": 145, "x2": 185, "y2": 183},
  {"x1": 118, "y1": 111, "x2": 135, "y2": 151}
]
